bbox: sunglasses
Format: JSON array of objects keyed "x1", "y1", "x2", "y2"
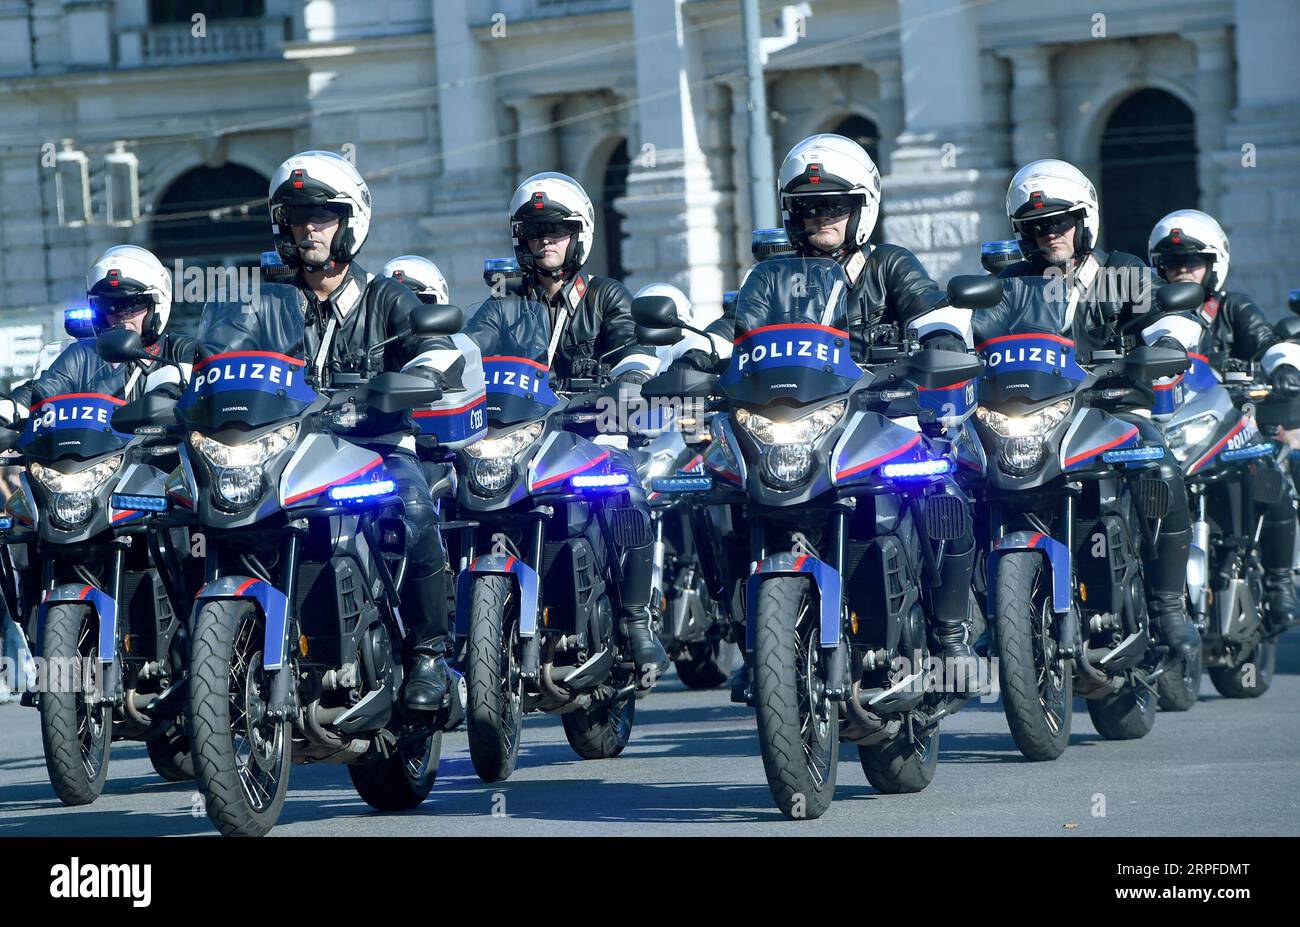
[
  {"x1": 1158, "y1": 253, "x2": 1211, "y2": 271},
  {"x1": 89, "y1": 293, "x2": 155, "y2": 316},
  {"x1": 284, "y1": 205, "x2": 348, "y2": 227},
  {"x1": 1020, "y1": 213, "x2": 1077, "y2": 239},
  {"x1": 517, "y1": 220, "x2": 576, "y2": 240},
  {"x1": 791, "y1": 196, "x2": 857, "y2": 219}
]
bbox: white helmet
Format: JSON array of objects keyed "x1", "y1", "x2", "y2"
[
  {"x1": 509, "y1": 172, "x2": 596, "y2": 276},
  {"x1": 86, "y1": 245, "x2": 172, "y2": 345},
  {"x1": 1006, "y1": 159, "x2": 1100, "y2": 259},
  {"x1": 268, "y1": 151, "x2": 372, "y2": 270},
  {"x1": 1148, "y1": 209, "x2": 1230, "y2": 294},
  {"x1": 635, "y1": 283, "x2": 696, "y2": 330},
  {"x1": 383, "y1": 255, "x2": 450, "y2": 304},
  {"x1": 778, "y1": 134, "x2": 882, "y2": 254}
]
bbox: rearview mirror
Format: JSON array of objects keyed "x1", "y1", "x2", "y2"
[
  {"x1": 1275, "y1": 317, "x2": 1300, "y2": 341},
  {"x1": 1155, "y1": 282, "x2": 1205, "y2": 314},
  {"x1": 112, "y1": 391, "x2": 178, "y2": 434},
  {"x1": 368, "y1": 371, "x2": 443, "y2": 414},
  {"x1": 409, "y1": 303, "x2": 464, "y2": 337},
  {"x1": 1289, "y1": 289, "x2": 1300, "y2": 317},
  {"x1": 946, "y1": 275, "x2": 1003, "y2": 310},
  {"x1": 636, "y1": 323, "x2": 681, "y2": 347},
  {"x1": 95, "y1": 329, "x2": 151, "y2": 364},
  {"x1": 631, "y1": 295, "x2": 681, "y2": 330},
  {"x1": 906, "y1": 349, "x2": 983, "y2": 388},
  {"x1": 1126, "y1": 344, "x2": 1190, "y2": 382}
]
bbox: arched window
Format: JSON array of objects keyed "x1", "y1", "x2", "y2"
[
  {"x1": 1099, "y1": 89, "x2": 1198, "y2": 258},
  {"x1": 830, "y1": 114, "x2": 883, "y2": 245},
  {"x1": 601, "y1": 140, "x2": 630, "y2": 281},
  {"x1": 149, "y1": 163, "x2": 269, "y2": 331}
]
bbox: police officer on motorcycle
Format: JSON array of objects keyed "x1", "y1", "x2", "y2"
[
  {"x1": 1148, "y1": 209, "x2": 1300, "y2": 634},
  {"x1": 462, "y1": 171, "x2": 669, "y2": 683},
  {"x1": 383, "y1": 255, "x2": 451, "y2": 306},
  {"x1": 690, "y1": 134, "x2": 984, "y2": 698},
  {"x1": 267, "y1": 150, "x2": 467, "y2": 711},
  {"x1": 991, "y1": 159, "x2": 1201, "y2": 658},
  {"x1": 1, "y1": 246, "x2": 194, "y2": 424}
]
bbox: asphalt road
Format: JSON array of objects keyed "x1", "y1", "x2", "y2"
[{"x1": 3, "y1": 634, "x2": 1298, "y2": 837}]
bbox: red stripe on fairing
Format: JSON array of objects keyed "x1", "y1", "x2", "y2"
[
  {"x1": 504, "y1": 556, "x2": 516, "y2": 572},
  {"x1": 916, "y1": 379, "x2": 972, "y2": 392},
  {"x1": 413, "y1": 395, "x2": 486, "y2": 418},
  {"x1": 734, "y1": 322, "x2": 849, "y2": 344},
  {"x1": 79, "y1": 585, "x2": 93, "y2": 600},
  {"x1": 1190, "y1": 418, "x2": 1248, "y2": 474},
  {"x1": 835, "y1": 434, "x2": 922, "y2": 481},
  {"x1": 1154, "y1": 374, "x2": 1185, "y2": 391},
  {"x1": 29, "y1": 392, "x2": 126, "y2": 412},
  {"x1": 976, "y1": 332, "x2": 1075, "y2": 351},
  {"x1": 235, "y1": 578, "x2": 259, "y2": 595},
  {"x1": 1027, "y1": 532, "x2": 1044, "y2": 548},
  {"x1": 193, "y1": 350, "x2": 306, "y2": 371},
  {"x1": 111, "y1": 510, "x2": 140, "y2": 523},
  {"x1": 533, "y1": 451, "x2": 611, "y2": 490},
  {"x1": 793, "y1": 554, "x2": 809, "y2": 571},
  {"x1": 1063, "y1": 426, "x2": 1139, "y2": 467},
  {"x1": 284, "y1": 455, "x2": 383, "y2": 505},
  {"x1": 485, "y1": 355, "x2": 548, "y2": 371}
]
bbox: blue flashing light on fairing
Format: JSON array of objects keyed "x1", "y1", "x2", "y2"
[
  {"x1": 571, "y1": 472, "x2": 631, "y2": 490},
  {"x1": 110, "y1": 494, "x2": 169, "y2": 513},
  {"x1": 328, "y1": 479, "x2": 398, "y2": 503},
  {"x1": 1102, "y1": 446, "x2": 1165, "y2": 463},
  {"x1": 880, "y1": 458, "x2": 952, "y2": 480},
  {"x1": 1220, "y1": 444, "x2": 1275, "y2": 462}
]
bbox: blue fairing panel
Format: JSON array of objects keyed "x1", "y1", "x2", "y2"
[
  {"x1": 987, "y1": 530, "x2": 1072, "y2": 614},
  {"x1": 455, "y1": 554, "x2": 540, "y2": 638},
  {"x1": 745, "y1": 553, "x2": 841, "y2": 650},
  {"x1": 194, "y1": 576, "x2": 290, "y2": 671}
]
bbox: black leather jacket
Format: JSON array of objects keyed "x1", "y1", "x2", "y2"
[
  {"x1": 991, "y1": 248, "x2": 1159, "y2": 364},
  {"x1": 1195, "y1": 290, "x2": 1284, "y2": 366},
  {"x1": 702, "y1": 243, "x2": 960, "y2": 363},
  {"x1": 472, "y1": 271, "x2": 656, "y2": 385},
  {"x1": 6, "y1": 333, "x2": 196, "y2": 420},
  {"x1": 288, "y1": 262, "x2": 462, "y2": 447}
]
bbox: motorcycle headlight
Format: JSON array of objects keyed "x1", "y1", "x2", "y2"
[
  {"x1": 464, "y1": 422, "x2": 542, "y2": 496},
  {"x1": 52, "y1": 492, "x2": 96, "y2": 527},
  {"x1": 763, "y1": 444, "x2": 814, "y2": 489},
  {"x1": 975, "y1": 399, "x2": 1071, "y2": 438},
  {"x1": 1167, "y1": 413, "x2": 1217, "y2": 463},
  {"x1": 735, "y1": 401, "x2": 846, "y2": 445},
  {"x1": 189, "y1": 424, "x2": 297, "y2": 469},
  {"x1": 464, "y1": 421, "x2": 543, "y2": 460},
  {"x1": 29, "y1": 455, "x2": 123, "y2": 494},
  {"x1": 999, "y1": 435, "x2": 1046, "y2": 474},
  {"x1": 215, "y1": 467, "x2": 264, "y2": 509}
]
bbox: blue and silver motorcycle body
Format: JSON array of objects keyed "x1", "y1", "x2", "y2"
[
  {"x1": 969, "y1": 277, "x2": 1190, "y2": 760},
  {"x1": 659, "y1": 256, "x2": 983, "y2": 820},
  {"x1": 451, "y1": 298, "x2": 645, "y2": 782},
  {"x1": 174, "y1": 294, "x2": 466, "y2": 836}
]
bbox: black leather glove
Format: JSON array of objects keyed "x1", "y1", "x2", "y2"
[
  {"x1": 403, "y1": 366, "x2": 446, "y2": 389},
  {"x1": 615, "y1": 369, "x2": 650, "y2": 387},
  {"x1": 1270, "y1": 364, "x2": 1300, "y2": 395},
  {"x1": 678, "y1": 349, "x2": 719, "y2": 373}
]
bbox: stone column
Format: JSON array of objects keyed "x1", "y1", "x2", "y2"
[
  {"x1": 1217, "y1": 0, "x2": 1300, "y2": 306},
  {"x1": 421, "y1": 0, "x2": 513, "y2": 301},
  {"x1": 871, "y1": 57, "x2": 905, "y2": 171},
  {"x1": 882, "y1": 0, "x2": 1009, "y2": 279},
  {"x1": 508, "y1": 93, "x2": 563, "y2": 182},
  {"x1": 0, "y1": 1, "x2": 34, "y2": 74},
  {"x1": 1187, "y1": 28, "x2": 1233, "y2": 219},
  {"x1": 1005, "y1": 44, "x2": 1058, "y2": 165},
  {"x1": 616, "y1": 0, "x2": 725, "y2": 318}
]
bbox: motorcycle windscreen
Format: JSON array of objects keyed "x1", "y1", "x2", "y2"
[
  {"x1": 462, "y1": 297, "x2": 560, "y2": 426},
  {"x1": 975, "y1": 278, "x2": 1086, "y2": 405},
  {"x1": 19, "y1": 393, "x2": 132, "y2": 461},
  {"x1": 178, "y1": 296, "x2": 318, "y2": 431},
  {"x1": 721, "y1": 256, "x2": 863, "y2": 405}
]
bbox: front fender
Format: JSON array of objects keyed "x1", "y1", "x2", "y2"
[
  {"x1": 39, "y1": 584, "x2": 118, "y2": 665},
  {"x1": 745, "y1": 553, "x2": 841, "y2": 650},
  {"x1": 454, "y1": 554, "x2": 539, "y2": 638},
  {"x1": 987, "y1": 530, "x2": 1071, "y2": 614},
  {"x1": 193, "y1": 577, "x2": 290, "y2": 671}
]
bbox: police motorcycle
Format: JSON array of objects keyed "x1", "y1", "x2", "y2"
[
  {"x1": 632, "y1": 353, "x2": 736, "y2": 689},
  {"x1": 637, "y1": 256, "x2": 985, "y2": 820},
  {"x1": 1161, "y1": 351, "x2": 1298, "y2": 706},
  {"x1": 174, "y1": 293, "x2": 467, "y2": 837},
  {"x1": 0, "y1": 316, "x2": 196, "y2": 805},
  {"x1": 968, "y1": 278, "x2": 1198, "y2": 761},
  {"x1": 452, "y1": 297, "x2": 650, "y2": 783}
]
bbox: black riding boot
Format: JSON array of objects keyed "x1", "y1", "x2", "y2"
[
  {"x1": 620, "y1": 549, "x2": 669, "y2": 685},
  {"x1": 1261, "y1": 504, "x2": 1300, "y2": 634},
  {"x1": 931, "y1": 533, "x2": 982, "y2": 693},
  {"x1": 402, "y1": 571, "x2": 452, "y2": 711},
  {"x1": 1147, "y1": 525, "x2": 1201, "y2": 658}
]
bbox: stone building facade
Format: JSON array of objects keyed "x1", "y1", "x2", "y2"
[{"x1": 1, "y1": 0, "x2": 1297, "y2": 344}]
